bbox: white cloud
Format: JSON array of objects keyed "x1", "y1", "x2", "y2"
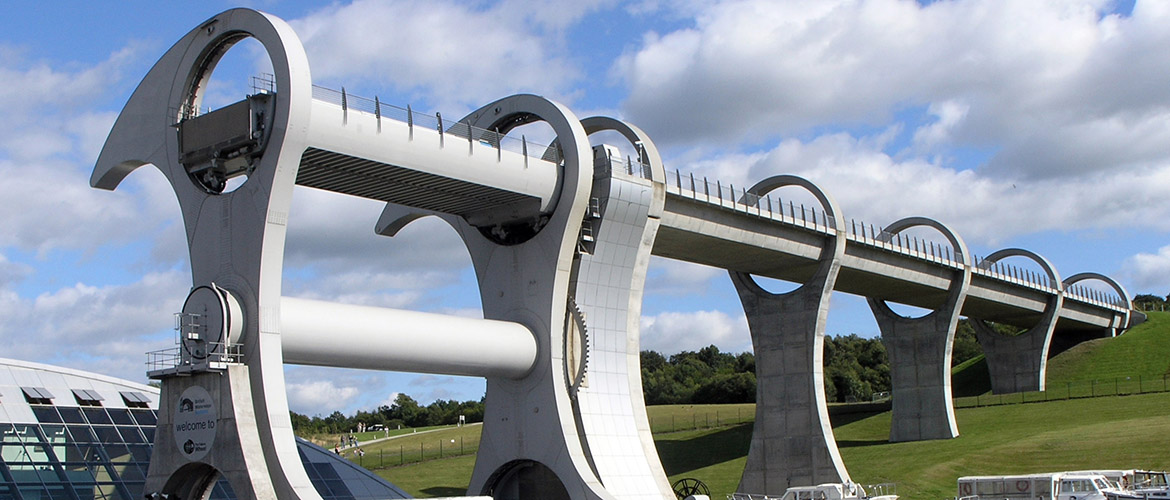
[
  {"x1": 699, "y1": 130, "x2": 1170, "y2": 246},
  {"x1": 0, "y1": 254, "x2": 32, "y2": 286},
  {"x1": 639, "y1": 309, "x2": 750, "y2": 354},
  {"x1": 1120, "y1": 245, "x2": 1170, "y2": 293},
  {"x1": 286, "y1": 379, "x2": 362, "y2": 416},
  {"x1": 912, "y1": 100, "x2": 970, "y2": 151},
  {"x1": 615, "y1": 0, "x2": 1170, "y2": 179},
  {"x1": 290, "y1": 0, "x2": 591, "y2": 111},
  {"x1": 646, "y1": 257, "x2": 724, "y2": 296},
  {"x1": 0, "y1": 269, "x2": 186, "y2": 384}
]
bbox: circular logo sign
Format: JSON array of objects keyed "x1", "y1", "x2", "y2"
[{"x1": 173, "y1": 386, "x2": 216, "y2": 461}]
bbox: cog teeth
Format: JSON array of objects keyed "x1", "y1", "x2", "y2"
[{"x1": 565, "y1": 296, "x2": 589, "y2": 396}]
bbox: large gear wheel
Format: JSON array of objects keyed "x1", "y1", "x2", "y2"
[{"x1": 564, "y1": 296, "x2": 590, "y2": 396}]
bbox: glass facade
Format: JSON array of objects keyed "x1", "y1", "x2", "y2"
[{"x1": 0, "y1": 359, "x2": 410, "y2": 500}]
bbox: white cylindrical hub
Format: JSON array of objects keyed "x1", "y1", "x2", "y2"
[{"x1": 279, "y1": 297, "x2": 538, "y2": 379}]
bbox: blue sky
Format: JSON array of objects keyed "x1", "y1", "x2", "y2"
[{"x1": 2, "y1": 0, "x2": 1168, "y2": 416}]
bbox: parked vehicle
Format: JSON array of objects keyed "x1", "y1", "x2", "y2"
[
  {"x1": 729, "y1": 482, "x2": 897, "y2": 500},
  {"x1": 957, "y1": 472, "x2": 1127, "y2": 500}
]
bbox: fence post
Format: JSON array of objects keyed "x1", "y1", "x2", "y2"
[
  {"x1": 420, "y1": 442, "x2": 424, "y2": 462},
  {"x1": 440, "y1": 439, "x2": 443, "y2": 458},
  {"x1": 461, "y1": 436, "x2": 464, "y2": 455},
  {"x1": 400, "y1": 445, "x2": 403, "y2": 465}
]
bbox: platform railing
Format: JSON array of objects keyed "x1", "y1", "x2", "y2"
[{"x1": 305, "y1": 82, "x2": 1127, "y2": 313}]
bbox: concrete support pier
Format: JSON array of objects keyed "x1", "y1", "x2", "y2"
[
  {"x1": 867, "y1": 217, "x2": 969, "y2": 442},
  {"x1": 972, "y1": 249, "x2": 1064, "y2": 394},
  {"x1": 731, "y1": 176, "x2": 850, "y2": 495}
]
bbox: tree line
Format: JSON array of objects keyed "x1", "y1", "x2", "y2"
[
  {"x1": 291, "y1": 393, "x2": 485, "y2": 435},
  {"x1": 292, "y1": 324, "x2": 987, "y2": 433}
]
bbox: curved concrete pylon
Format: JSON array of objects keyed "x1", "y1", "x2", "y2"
[
  {"x1": 971, "y1": 248, "x2": 1064, "y2": 394},
  {"x1": 92, "y1": 8, "x2": 318, "y2": 500},
  {"x1": 1063, "y1": 272, "x2": 1132, "y2": 332},
  {"x1": 380, "y1": 95, "x2": 612, "y2": 499},
  {"x1": 866, "y1": 217, "x2": 970, "y2": 442},
  {"x1": 728, "y1": 175, "x2": 850, "y2": 494},
  {"x1": 573, "y1": 116, "x2": 674, "y2": 499}
]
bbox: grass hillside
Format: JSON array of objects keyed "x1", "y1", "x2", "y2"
[
  {"x1": 370, "y1": 312, "x2": 1170, "y2": 499},
  {"x1": 950, "y1": 311, "x2": 1170, "y2": 396},
  {"x1": 1046, "y1": 311, "x2": 1170, "y2": 385}
]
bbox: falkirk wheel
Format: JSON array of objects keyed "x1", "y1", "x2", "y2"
[{"x1": 91, "y1": 7, "x2": 1137, "y2": 500}]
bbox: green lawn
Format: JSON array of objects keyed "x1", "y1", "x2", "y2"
[
  {"x1": 837, "y1": 392, "x2": 1170, "y2": 500},
  {"x1": 367, "y1": 312, "x2": 1170, "y2": 499},
  {"x1": 373, "y1": 393, "x2": 1170, "y2": 499},
  {"x1": 1046, "y1": 311, "x2": 1170, "y2": 385}
]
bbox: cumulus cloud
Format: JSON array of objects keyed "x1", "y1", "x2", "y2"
[
  {"x1": 615, "y1": 0, "x2": 1170, "y2": 179},
  {"x1": 646, "y1": 257, "x2": 724, "y2": 296},
  {"x1": 1120, "y1": 245, "x2": 1170, "y2": 293},
  {"x1": 290, "y1": 0, "x2": 597, "y2": 111},
  {"x1": 664, "y1": 129, "x2": 1170, "y2": 247},
  {"x1": 0, "y1": 269, "x2": 186, "y2": 384},
  {"x1": 640, "y1": 310, "x2": 750, "y2": 354},
  {"x1": 286, "y1": 379, "x2": 362, "y2": 416}
]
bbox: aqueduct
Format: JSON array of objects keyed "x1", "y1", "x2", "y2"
[{"x1": 91, "y1": 9, "x2": 1138, "y2": 500}]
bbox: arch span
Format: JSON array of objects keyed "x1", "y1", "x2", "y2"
[
  {"x1": 972, "y1": 248, "x2": 1064, "y2": 394},
  {"x1": 740, "y1": 174, "x2": 841, "y2": 230},
  {"x1": 977, "y1": 247, "x2": 1062, "y2": 290},
  {"x1": 1063, "y1": 271, "x2": 1132, "y2": 333},
  {"x1": 866, "y1": 216, "x2": 970, "y2": 441},
  {"x1": 878, "y1": 216, "x2": 970, "y2": 265}
]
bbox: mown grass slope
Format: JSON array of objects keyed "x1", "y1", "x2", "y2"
[{"x1": 372, "y1": 312, "x2": 1170, "y2": 499}]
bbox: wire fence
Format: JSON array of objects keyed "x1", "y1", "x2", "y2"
[
  {"x1": 647, "y1": 408, "x2": 754, "y2": 434},
  {"x1": 346, "y1": 435, "x2": 480, "y2": 470},
  {"x1": 953, "y1": 374, "x2": 1170, "y2": 408}
]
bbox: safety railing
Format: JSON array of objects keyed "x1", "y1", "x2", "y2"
[
  {"x1": 311, "y1": 85, "x2": 561, "y2": 164},
  {"x1": 146, "y1": 341, "x2": 243, "y2": 378},
  {"x1": 306, "y1": 83, "x2": 1126, "y2": 313},
  {"x1": 667, "y1": 169, "x2": 837, "y2": 235}
]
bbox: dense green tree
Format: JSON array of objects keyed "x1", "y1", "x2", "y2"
[
  {"x1": 951, "y1": 320, "x2": 983, "y2": 366},
  {"x1": 692, "y1": 372, "x2": 756, "y2": 404}
]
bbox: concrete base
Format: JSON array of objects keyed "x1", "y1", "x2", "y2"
[
  {"x1": 869, "y1": 300, "x2": 960, "y2": 442},
  {"x1": 145, "y1": 367, "x2": 278, "y2": 499},
  {"x1": 973, "y1": 318, "x2": 1055, "y2": 394},
  {"x1": 730, "y1": 269, "x2": 848, "y2": 493}
]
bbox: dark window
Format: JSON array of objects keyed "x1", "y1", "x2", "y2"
[
  {"x1": 107, "y1": 410, "x2": 133, "y2": 426},
  {"x1": 82, "y1": 408, "x2": 111, "y2": 425},
  {"x1": 128, "y1": 410, "x2": 156, "y2": 426},
  {"x1": 58, "y1": 408, "x2": 86, "y2": 424},
  {"x1": 32, "y1": 406, "x2": 62, "y2": 423}
]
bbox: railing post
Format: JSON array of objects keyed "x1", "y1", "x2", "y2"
[
  {"x1": 521, "y1": 135, "x2": 528, "y2": 169},
  {"x1": 437, "y1": 112, "x2": 444, "y2": 148},
  {"x1": 341, "y1": 87, "x2": 348, "y2": 125},
  {"x1": 467, "y1": 123, "x2": 474, "y2": 156},
  {"x1": 374, "y1": 96, "x2": 381, "y2": 133},
  {"x1": 407, "y1": 104, "x2": 414, "y2": 141}
]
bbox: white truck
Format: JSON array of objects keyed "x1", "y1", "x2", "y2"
[{"x1": 957, "y1": 472, "x2": 1127, "y2": 500}]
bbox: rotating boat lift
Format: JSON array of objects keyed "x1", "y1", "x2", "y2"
[{"x1": 91, "y1": 8, "x2": 1138, "y2": 500}]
